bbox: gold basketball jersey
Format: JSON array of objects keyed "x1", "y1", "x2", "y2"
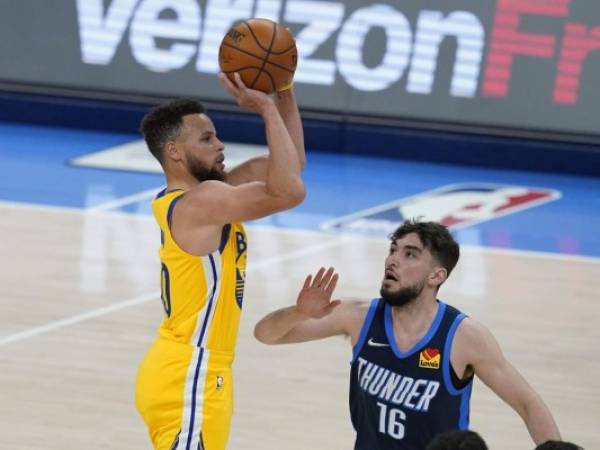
[
  {"x1": 135, "y1": 188, "x2": 248, "y2": 450},
  {"x1": 153, "y1": 188, "x2": 247, "y2": 349}
]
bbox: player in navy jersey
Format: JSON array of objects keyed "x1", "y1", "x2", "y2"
[{"x1": 255, "y1": 220, "x2": 561, "y2": 449}]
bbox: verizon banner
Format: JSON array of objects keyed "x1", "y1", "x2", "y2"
[{"x1": 1, "y1": 0, "x2": 599, "y2": 138}]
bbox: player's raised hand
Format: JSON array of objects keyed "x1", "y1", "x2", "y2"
[
  {"x1": 296, "y1": 267, "x2": 341, "y2": 319},
  {"x1": 218, "y1": 72, "x2": 274, "y2": 114}
]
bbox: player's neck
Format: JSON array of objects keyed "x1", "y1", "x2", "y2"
[
  {"x1": 390, "y1": 295, "x2": 439, "y2": 337},
  {"x1": 165, "y1": 172, "x2": 201, "y2": 192}
]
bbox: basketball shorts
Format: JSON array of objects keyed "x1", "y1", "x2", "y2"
[{"x1": 135, "y1": 338, "x2": 234, "y2": 450}]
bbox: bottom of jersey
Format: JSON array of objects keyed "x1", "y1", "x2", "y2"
[{"x1": 135, "y1": 337, "x2": 234, "y2": 450}]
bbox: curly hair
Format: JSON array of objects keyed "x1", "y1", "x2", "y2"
[
  {"x1": 139, "y1": 98, "x2": 205, "y2": 164},
  {"x1": 390, "y1": 219, "x2": 460, "y2": 278}
]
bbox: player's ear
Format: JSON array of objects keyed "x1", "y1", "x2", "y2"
[
  {"x1": 429, "y1": 267, "x2": 447, "y2": 288},
  {"x1": 165, "y1": 141, "x2": 182, "y2": 162}
]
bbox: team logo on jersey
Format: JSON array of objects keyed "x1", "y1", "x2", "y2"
[
  {"x1": 419, "y1": 348, "x2": 441, "y2": 369},
  {"x1": 236, "y1": 231, "x2": 247, "y2": 261},
  {"x1": 216, "y1": 375, "x2": 224, "y2": 390},
  {"x1": 235, "y1": 268, "x2": 245, "y2": 309},
  {"x1": 235, "y1": 231, "x2": 247, "y2": 309},
  {"x1": 320, "y1": 183, "x2": 561, "y2": 234}
]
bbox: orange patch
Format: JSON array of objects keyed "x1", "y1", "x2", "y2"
[{"x1": 419, "y1": 348, "x2": 441, "y2": 369}]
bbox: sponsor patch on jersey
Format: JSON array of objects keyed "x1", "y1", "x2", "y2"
[
  {"x1": 320, "y1": 183, "x2": 561, "y2": 234},
  {"x1": 419, "y1": 347, "x2": 441, "y2": 369}
]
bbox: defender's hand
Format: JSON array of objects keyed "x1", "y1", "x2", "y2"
[
  {"x1": 296, "y1": 267, "x2": 341, "y2": 319},
  {"x1": 219, "y1": 72, "x2": 274, "y2": 115}
]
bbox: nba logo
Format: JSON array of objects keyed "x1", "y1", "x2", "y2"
[{"x1": 321, "y1": 183, "x2": 561, "y2": 234}]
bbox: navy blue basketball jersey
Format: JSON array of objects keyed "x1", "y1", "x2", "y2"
[{"x1": 350, "y1": 299, "x2": 473, "y2": 450}]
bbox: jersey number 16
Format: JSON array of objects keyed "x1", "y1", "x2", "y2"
[{"x1": 376, "y1": 402, "x2": 406, "y2": 440}]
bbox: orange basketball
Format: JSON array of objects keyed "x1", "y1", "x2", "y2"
[{"x1": 218, "y1": 18, "x2": 297, "y2": 94}]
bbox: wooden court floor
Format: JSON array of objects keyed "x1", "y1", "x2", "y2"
[{"x1": 0, "y1": 204, "x2": 598, "y2": 449}]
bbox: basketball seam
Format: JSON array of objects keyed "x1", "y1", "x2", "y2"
[
  {"x1": 266, "y1": 42, "x2": 296, "y2": 56},
  {"x1": 242, "y1": 20, "x2": 272, "y2": 53},
  {"x1": 241, "y1": 20, "x2": 296, "y2": 55},
  {"x1": 220, "y1": 43, "x2": 294, "y2": 74},
  {"x1": 221, "y1": 66, "x2": 265, "y2": 74},
  {"x1": 221, "y1": 65, "x2": 276, "y2": 91},
  {"x1": 248, "y1": 21, "x2": 278, "y2": 90},
  {"x1": 255, "y1": 69, "x2": 276, "y2": 91}
]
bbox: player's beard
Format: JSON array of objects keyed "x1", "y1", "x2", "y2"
[
  {"x1": 187, "y1": 156, "x2": 225, "y2": 182},
  {"x1": 380, "y1": 278, "x2": 426, "y2": 307}
]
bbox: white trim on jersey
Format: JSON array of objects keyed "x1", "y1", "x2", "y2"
[
  {"x1": 188, "y1": 347, "x2": 210, "y2": 449},
  {"x1": 192, "y1": 252, "x2": 222, "y2": 347},
  {"x1": 176, "y1": 252, "x2": 222, "y2": 450},
  {"x1": 176, "y1": 346, "x2": 207, "y2": 450}
]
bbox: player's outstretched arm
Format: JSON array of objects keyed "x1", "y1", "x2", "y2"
[
  {"x1": 275, "y1": 86, "x2": 305, "y2": 170},
  {"x1": 225, "y1": 87, "x2": 305, "y2": 186},
  {"x1": 175, "y1": 74, "x2": 305, "y2": 228},
  {"x1": 254, "y1": 267, "x2": 363, "y2": 345},
  {"x1": 222, "y1": 73, "x2": 304, "y2": 187},
  {"x1": 457, "y1": 318, "x2": 561, "y2": 444}
]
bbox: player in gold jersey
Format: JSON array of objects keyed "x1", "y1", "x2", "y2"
[{"x1": 135, "y1": 73, "x2": 305, "y2": 450}]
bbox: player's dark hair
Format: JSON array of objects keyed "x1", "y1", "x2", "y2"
[
  {"x1": 140, "y1": 99, "x2": 205, "y2": 164},
  {"x1": 534, "y1": 441, "x2": 584, "y2": 450},
  {"x1": 425, "y1": 430, "x2": 488, "y2": 450},
  {"x1": 390, "y1": 219, "x2": 460, "y2": 279}
]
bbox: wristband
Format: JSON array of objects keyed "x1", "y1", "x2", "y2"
[{"x1": 277, "y1": 82, "x2": 294, "y2": 92}]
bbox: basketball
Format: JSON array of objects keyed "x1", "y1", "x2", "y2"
[{"x1": 218, "y1": 18, "x2": 297, "y2": 94}]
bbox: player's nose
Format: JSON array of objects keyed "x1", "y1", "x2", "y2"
[{"x1": 385, "y1": 257, "x2": 397, "y2": 268}]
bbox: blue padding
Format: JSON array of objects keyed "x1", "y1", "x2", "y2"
[{"x1": 1, "y1": 90, "x2": 598, "y2": 176}]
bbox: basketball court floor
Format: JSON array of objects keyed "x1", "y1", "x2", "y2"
[{"x1": 0, "y1": 120, "x2": 599, "y2": 449}]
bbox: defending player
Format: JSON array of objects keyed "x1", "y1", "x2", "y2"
[{"x1": 255, "y1": 220, "x2": 561, "y2": 449}]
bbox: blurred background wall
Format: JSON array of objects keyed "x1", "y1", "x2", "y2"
[{"x1": 1, "y1": 0, "x2": 599, "y2": 175}]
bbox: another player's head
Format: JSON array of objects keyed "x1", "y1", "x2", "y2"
[
  {"x1": 534, "y1": 441, "x2": 584, "y2": 450},
  {"x1": 425, "y1": 430, "x2": 488, "y2": 450},
  {"x1": 381, "y1": 219, "x2": 459, "y2": 307},
  {"x1": 140, "y1": 98, "x2": 226, "y2": 182}
]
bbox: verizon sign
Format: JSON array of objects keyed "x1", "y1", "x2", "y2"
[
  {"x1": 1, "y1": 0, "x2": 599, "y2": 137},
  {"x1": 77, "y1": 1, "x2": 484, "y2": 95}
]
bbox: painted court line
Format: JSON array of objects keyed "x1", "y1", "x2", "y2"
[
  {"x1": 0, "y1": 237, "x2": 346, "y2": 347},
  {"x1": 86, "y1": 187, "x2": 162, "y2": 212},
  {"x1": 0, "y1": 293, "x2": 157, "y2": 346}
]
